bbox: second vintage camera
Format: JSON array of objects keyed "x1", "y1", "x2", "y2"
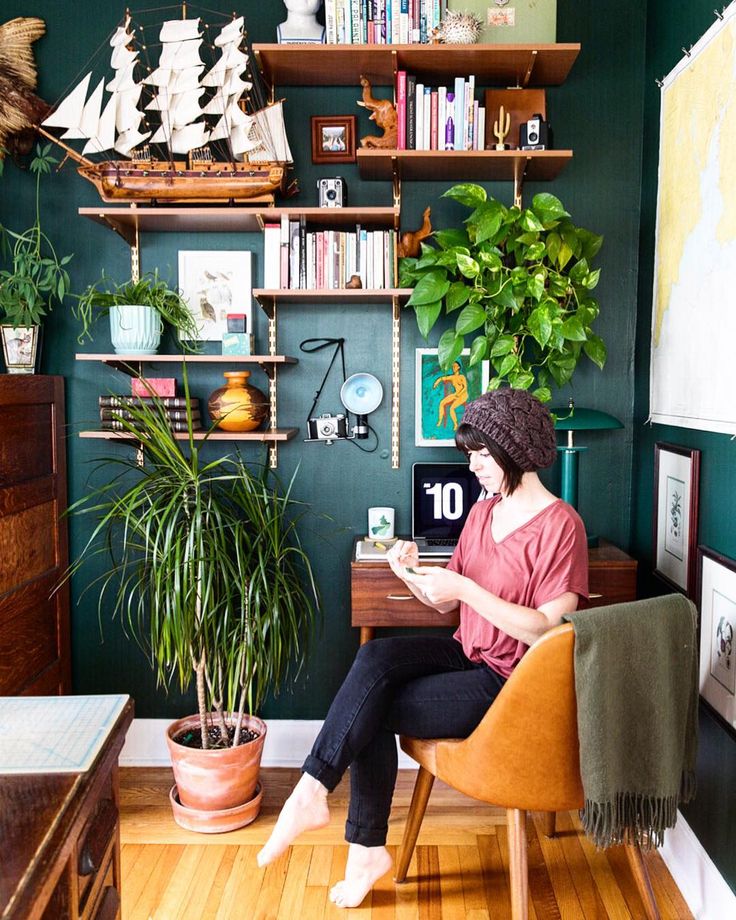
[
  {"x1": 307, "y1": 413, "x2": 349, "y2": 441},
  {"x1": 520, "y1": 114, "x2": 550, "y2": 150},
  {"x1": 317, "y1": 176, "x2": 347, "y2": 207}
]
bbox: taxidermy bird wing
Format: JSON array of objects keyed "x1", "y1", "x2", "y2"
[{"x1": 0, "y1": 17, "x2": 49, "y2": 159}]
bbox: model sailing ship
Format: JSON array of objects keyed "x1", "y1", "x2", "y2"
[{"x1": 37, "y1": 5, "x2": 293, "y2": 204}]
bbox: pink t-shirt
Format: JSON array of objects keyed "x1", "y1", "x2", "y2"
[{"x1": 446, "y1": 495, "x2": 589, "y2": 679}]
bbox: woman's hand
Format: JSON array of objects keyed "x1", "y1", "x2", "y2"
[
  {"x1": 386, "y1": 540, "x2": 419, "y2": 579},
  {"x1": 404, "y1": 566, "x2": 467, "y2": 606}
]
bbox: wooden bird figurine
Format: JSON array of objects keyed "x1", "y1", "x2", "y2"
[
  {"x1": 398, "y1": 206, "x2": 432, "y2": 259},
  {"x1": 0, "y1": 17, "x2": 49, "y2": 160}
]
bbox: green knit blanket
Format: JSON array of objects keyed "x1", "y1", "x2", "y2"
[{"x1": 564, "y1": 594, "x2": 698, "y2": 849}]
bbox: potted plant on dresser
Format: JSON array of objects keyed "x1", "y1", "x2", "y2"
[
  {"x1": 73, "y1": 270, "x2": 201, "y2": 355},
  {"x1": 66, "y1": 386, "x2": 320, "y2": 831},
  {"x1": 400, "y1": 184, "x2": 606, "y2": 402},
  {"x1": 0, "y1": 145, "x2": 73, "y2": 373}
]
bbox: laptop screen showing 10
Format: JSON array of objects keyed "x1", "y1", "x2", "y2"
[{"x1": 411, "y1": 462, "x2": 483, "y2": 557}]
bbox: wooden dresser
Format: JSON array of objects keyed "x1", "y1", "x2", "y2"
[
  {"x1": 351, "y1": 538, "x2": 638, "y2": 643},
  {"x1": 0, "y1": 697, "x2": 133, "y2": 920},
  {"x1": 0, "y1": 375, "x2": 70, "y2": 695}
]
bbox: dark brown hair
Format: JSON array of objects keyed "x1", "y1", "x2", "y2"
[{"x1": 455, "y1": 422, "x2": 525, "y2": 495}]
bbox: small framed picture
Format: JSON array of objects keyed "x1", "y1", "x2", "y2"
[
  {"x1": 415, "y1": 348, "x2": 489, "y2": 447},
  {"x1": 311, "y1": 115, "x2": 357, "y2": 164},
  {"x1": 653, "y1": 442, "x2": 700, "y2": 596},
  {"x1": 698, "y1": 546, "x2": 736, "y2": 735},
  {"x1": 178, "y1": 251, "x2": 252, "y2": 342}
]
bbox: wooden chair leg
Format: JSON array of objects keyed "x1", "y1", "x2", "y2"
[
  {"x1": 542, "y1": 812, "x2": 556, "y2": 838},
  {"x1": 625, "y1": 841, "x2": 661, "y2": 920},
  {"x1": 507, "y1": 808, "x2": 529, "y2": 920},
  {"x1": 395, "y1": 766, "x2": 435, "y2": 883}
]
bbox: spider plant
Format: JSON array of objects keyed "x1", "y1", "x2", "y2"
[{"x1": 65, "y1": 382, "x2": 319, "y2": 748}]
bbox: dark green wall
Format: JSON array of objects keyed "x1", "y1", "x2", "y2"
[
  {"x1": 633, "y1": 0, "x2": 736, "y2": 894},
  {"x1": 1, "y1": 1, "x2": 643, "y2": 718}
]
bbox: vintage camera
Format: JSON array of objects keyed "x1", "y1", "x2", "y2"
[
  {"x1": 520, "y1": 114, "x2": 550, "y2": 150},
  {"x1": 317, "y1": 176, "x2": 347, "y2": 207},
  {"x1": 307, "y1": 412, "x2": 349, "y2": 440}
]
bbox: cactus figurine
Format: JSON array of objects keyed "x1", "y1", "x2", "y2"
[{"x1": 493, "y1": 105, "x2": 511, "y2": 150}]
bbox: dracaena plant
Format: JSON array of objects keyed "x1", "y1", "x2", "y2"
[
  {"x1": 64, "y1": 377, "x2": 320, "y2": 748},
  {"x1": 0, "y1": 145, "x2": 73, "y2": 326},
  {"x1": 399, "y1": 184, "x2": 606, "y2": 402}
]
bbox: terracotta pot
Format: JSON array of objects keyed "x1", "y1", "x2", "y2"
[
  {"x1": 166, "y1": 713, "x2": 266, "y2": 812},
  {"x1": 169, "y1": 781, "x2": 263, "y2": 833},
  {"x1": 207, "y1": 370, "x2": 269, "y2": 432}
]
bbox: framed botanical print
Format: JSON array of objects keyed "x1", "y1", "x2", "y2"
[
  {"x1": 415, "y1": 348, "x2": 489, "y2": 447},
  {"x1": 653, "y1": 442, "x2": 700, "y2": 596},
  {"x1": 698, "y1": 546, "x2": 736, "y2": 735}
]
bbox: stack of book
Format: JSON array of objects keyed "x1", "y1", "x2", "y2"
[
  {"x1": 325, "y1": 0, "x2": 448, "y2": 45},
  {"x1": 396, "y1": 72, "x2": 485, "y2": 151},
  {"x1": 98, "y1": 396, "x2": 202, "y2": 432},
  {"x1": 263, "y1": 218, "x2": 397, "y2": 290}
]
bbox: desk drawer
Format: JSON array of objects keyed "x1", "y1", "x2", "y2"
[
  {"x1": 351, "y1": 565, "x2": 458, "y2": 628},
  {"x1": 588, "y1": 562, "x2": 637, "y2": 608}
]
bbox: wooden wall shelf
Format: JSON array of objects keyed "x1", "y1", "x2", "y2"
[
  {"x1": 79, "y1": 429, "x2": 299, "y2": 443},
  {"x1": 357, "y1": 149, "x2": 573, "y2": 182},
  {"x1": 76, "y1": 353, "x2": 297, "y2": 379},
  {"x1": 79, "y1": 206, "x2": 399, "y2": 244},
  {"x1": 253, "y1": 288, "x2": 411, "y2": 314},
  {"x1": 254, "y1": 43, "x2": 580, "y2": 87}
]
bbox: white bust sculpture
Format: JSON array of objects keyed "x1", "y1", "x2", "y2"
[{"x1": 277, "y1": 0, "x2": 325, "y2": 44}]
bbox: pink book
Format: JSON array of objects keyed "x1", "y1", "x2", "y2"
[
  {"x1": 396, "y1": 71, "x2": 407, "y2": 150},
  {"x1": 430, "y1": 91, "x2": 438, "y2": 150}
]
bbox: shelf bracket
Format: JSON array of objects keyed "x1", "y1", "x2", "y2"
[
  {"x1": 522, "y1": 50, "x2": 539, "y2": 88},
  {"x1": 513, "y1": 157, "x2": 530, "y2": 208},
  {"x1": 268, "y1": 301, "x2": 278, "y2": 469},
  {"x1": 392, "y1": 158, "x2": 401, "y2": 212},
  {"x1": 391, "y1": 295, "x2": 401, "y2": 470}
]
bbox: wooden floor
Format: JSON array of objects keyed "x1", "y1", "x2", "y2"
[{"x1": 120, "y1": 767, "x2": 693, "y2": 919}]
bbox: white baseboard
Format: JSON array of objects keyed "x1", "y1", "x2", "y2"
[
  {"x1": 660, "y1": 812, "x2": 736, "y2": 920},
  {"x1": 122, "y1": 720, "x2": 735, "y2": 918},
  {"x1": 120, "y1": 717, "x2": 415, "y2": 769}
]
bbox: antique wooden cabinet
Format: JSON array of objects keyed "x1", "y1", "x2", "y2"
[{"x1": 0, "y1": 375, "x2": 71, "y2": 694}]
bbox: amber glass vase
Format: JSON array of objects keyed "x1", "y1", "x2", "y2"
[{"x1": 207, "y1": 371, "x2": 269, "y2": 432}]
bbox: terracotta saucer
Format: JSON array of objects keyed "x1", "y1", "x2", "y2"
[{"x1": 169, "y1": 781, "x2": 263, "y2": 833}]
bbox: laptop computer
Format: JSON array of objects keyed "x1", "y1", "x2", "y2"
[{"x1": 412, "y1": 461, "x2": 483, "y2": 558}]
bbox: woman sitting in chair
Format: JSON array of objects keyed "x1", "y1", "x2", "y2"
[{"x1": 257, "y1": 388, "x2": 589, "y2": 907}]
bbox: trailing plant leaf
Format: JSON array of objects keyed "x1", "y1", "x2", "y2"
[
  {"x1": 0, "y1": 145, "x2": 73, "y2": 327},
  {"x1": 400, "y1": 184, "x2": 606, "y2": 399}
]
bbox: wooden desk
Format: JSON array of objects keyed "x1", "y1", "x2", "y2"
[
  {"x1": 351, "y1": 538, "x2": 637, "y2": 644},
  {"x1": 0, "y1": 698, "x2": 134, "y2": 920}
]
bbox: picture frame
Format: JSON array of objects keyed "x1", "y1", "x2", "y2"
[
  {"x1": 653, "y1": 442, "x2": 700, "y2": 596},
  {"x1": 697, "y1": 546, "x2": 736, "y2": 735},
  {"x1": 311, "y1": 115, "x2": 357, "y2": 164},
  {"x1": 415, "y1": 349, "x2": 489, "y2": 447},
  {"x1": 177, "y1": 251, "x2": 252, "y2": 342}
]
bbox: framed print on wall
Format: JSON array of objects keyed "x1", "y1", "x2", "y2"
[
  {"x1": 415, "y1": 349, "x2": 489, "y2": 447},
  {"x1": 311, "y1": 115, "x2": 357, "y2": 164},
  {"x1": 653, "y1": 442, "x2": 700, "y2": 596},
  {"x1": 698, "y1": 546, "x2": 736, "y2": 735},
  {"x1": 178, "y1": 251, "x2": 252, "y2": 341}
]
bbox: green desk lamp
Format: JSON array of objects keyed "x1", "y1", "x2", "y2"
[{"x1": 552, "y1": 399, "x2": 623, "y2": 547}]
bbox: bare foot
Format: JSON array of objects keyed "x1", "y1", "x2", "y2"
[
  {"x1": 256, "y1": 773, "x2": 330, "y2": 867},
  {"x1": 328, "y1": 844, "x2": 393, "y2": 908}
]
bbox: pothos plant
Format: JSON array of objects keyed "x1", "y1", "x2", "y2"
[
  {"x1": 399, "y1": 184, "x2": 606, "y2": 402},
  {"x1": 0, "y1": 145, "x2": 73, "y2": 327}
]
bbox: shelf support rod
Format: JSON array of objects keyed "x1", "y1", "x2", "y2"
[
  {"x1": 391, "y1": 295, "x2": 401, "y2": 470},
  {"x1": 522, "y1": 50, "x2": 538, "y2": 88},
  {"x1": 268, "y1": 301, "x2": 278, "y2": 469},
  {"x1": 131, "y1": 223, "x2": 141, "y2": 282},
  {"x1": 513, "y1": 157, "x2": 529, "y2": 208},
  {"x1": 392, "y1": 158, "x2": 401, "y2": 212}
]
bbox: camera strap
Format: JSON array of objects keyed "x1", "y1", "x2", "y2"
[{"x1": 299, "y1": 337, "x2": 347, "y2": 423}]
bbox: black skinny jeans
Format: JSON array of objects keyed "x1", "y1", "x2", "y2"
[{"x1": 302, "y1": 635, "x2": 506, "y2": 847}]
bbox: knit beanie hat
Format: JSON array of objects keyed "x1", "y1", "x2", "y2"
[{"x1": 461, "y1": 388, "x2": 557, "y2": 471}]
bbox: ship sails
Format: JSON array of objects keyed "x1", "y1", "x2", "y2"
[{"x1": 42, "y1": 12, "x2": 292, "y2": 167}]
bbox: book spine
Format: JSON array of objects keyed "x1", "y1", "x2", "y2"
[
  {"x1": 392, "y1": 0, "x2": 400, "y2": 44},
  {"x1": 325, "y1": 0, "x2": 337, "y2": 43},
  {"x1": 396, "y1": 70, "x2": 407, "y2": 149},
  {"x1": 99, "y1": 395, "x2": 197, "y2": 408},
  {"x1": 437, "y1": 85, "x2": 446, "y2": 151},
  {"x1": 352, "y1": 0, "x2": 361, "y2": 43},
  {"x1": 101, "y1": 408, "x2": 200, "y2": 421},
  {"x1": 100, "y1": 419, "x2": 199, "y2": 432},
  {"x1": 415, "y1": 81, "x2": 424, "y2": 150},
  {"x1": 400, "y1": 0, "x2": 409, "y2": 43},
  {"x1": 422, "y1": 86, "x2": 431, "y2": 150},
  {"x1": 406, "y1": 74, "x2": 416, "y2": 148},
  {"x1": 473, "y1": 101, "x2": 480, "y2": 150},
  {"x1": 453, "y1": 76, "x2": 465, "y2": 150},
  {"x1": 280, "y1": 214, "x2": 289, "y2": 288},
  {"x1": 299, "y1": 217, "x2": 307, "y2": 289},
  {"x1": 263, "y1": 223, "x2": 280, "y2": 289},
  {"x1": 444, "y1": 91, "x2": 455, "y2": 150},
  {"x1": 359, "y1": 228, "x2": 368, "y2": 286},
  {"x1": 430, "y1": 90, "x2": 438, "y2": 150},
  {"x1": 465, "y1": 75, "x2": 475, "y2": 151}
]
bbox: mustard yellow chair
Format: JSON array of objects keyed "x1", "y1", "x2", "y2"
[{"x1": 395, "y1": 622, "x2": 661, "y2": 920}]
